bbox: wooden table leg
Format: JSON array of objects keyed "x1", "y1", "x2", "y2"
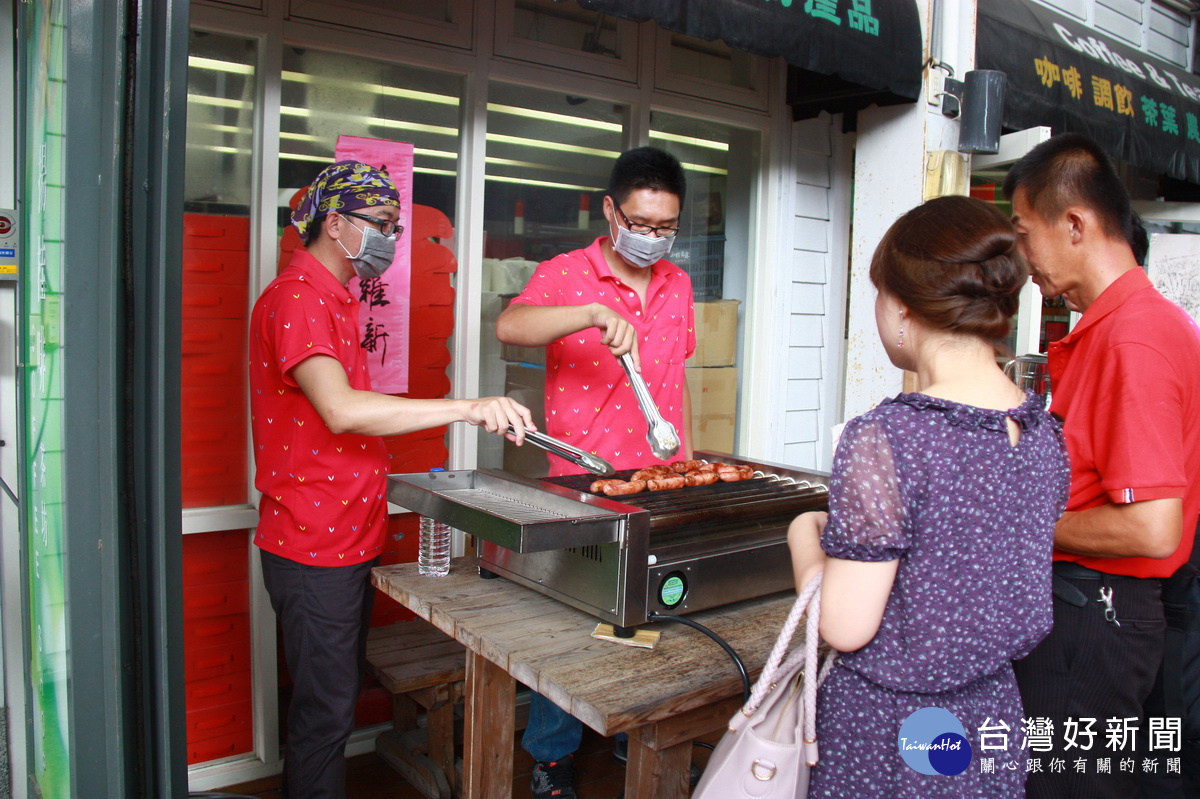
[
  {"x1": 463, "y1": 651, "x2": 515, "y2": 799},
  {"x1": 426, "y1": 682, "x2": 460, "y2": 797},
  {"x1": 626, "y1": 725, "x2": 693, "y2": 799}
]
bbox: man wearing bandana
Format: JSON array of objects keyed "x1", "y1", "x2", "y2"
[
  {"x1": 496, "y1": 147, "x2": 696, "y2": 798},
  {"x1": 250, "y1": 160, "x2": 534, "y2": 799}
]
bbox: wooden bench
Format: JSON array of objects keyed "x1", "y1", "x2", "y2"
[{"x1": 366, "y1": 620, "x2": 467, "y2": 799}]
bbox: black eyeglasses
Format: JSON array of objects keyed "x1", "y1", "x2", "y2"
[
  {"x1": 613, "y1": 202, "x2": 679, "y2": 238},
  {"x1": 341, "y1": 210, "x2": 403, "y2": 238}
]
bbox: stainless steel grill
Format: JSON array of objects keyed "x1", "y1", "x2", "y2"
[{"x1": 387, "y1": 452, "x2": 829, "y2": 629}]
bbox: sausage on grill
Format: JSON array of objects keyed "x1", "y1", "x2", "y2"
[
  {"x1": 717, "y1": 466, "x2": 745, "y2": 482},
  {"x1": 632, "y1": 466, "x2": 674, "y2": 482},
  {"x1": 590, "y1": 479, "x2": 624, "y2": 494},
  {"x1": 647, "y1": 475, "x2": 687, "y2": 491},
  {"x1": 602, "y1": 479, "x2": 646, "y2": 497},
  {"x1": 709, "y1": 462, "x2": 755, "y2": 481},
  {"x1": 671, "y1": 460, "x2": 704, "y2": 474},
  {"x1": 684, "y1": 471, "x2": 719, "y2": 487}
]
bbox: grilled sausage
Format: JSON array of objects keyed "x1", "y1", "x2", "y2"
[
  {"x1": 717, "y1": 466, "x2": 745, "y2": 482},
  {"x1": 632, "y1": 466, "x2": 674, "y2": 482},
  {"x1": 684, "y1": 471, "x2": 719, "y2": 487},
  {"x1": 602, "y1": 479, "x2": 646, "y2": 497},
  {"x1": 590, "y1": 479, "x2": 624, "y2": 494},
  {"x1": 671, "y1": 460, "x2": 704, "y2": 474},
  {"x1": 647, "y1": 475, "x2": 687, "y2": 491}
]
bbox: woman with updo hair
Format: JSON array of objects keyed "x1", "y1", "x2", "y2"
[{"x1": 789, "y1": 196, "x2": 1071, "y2": 797}]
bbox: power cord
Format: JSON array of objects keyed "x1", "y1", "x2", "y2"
[{"x1": 647, "y1": 612, "x2": 751, "y2": 704}]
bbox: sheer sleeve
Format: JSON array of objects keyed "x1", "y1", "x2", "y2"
[{"x1": 821, "y1": 415, "x2": 909, "y2": 562}]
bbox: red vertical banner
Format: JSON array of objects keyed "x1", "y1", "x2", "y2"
[{"x1": 334, "y1": 135, "x2": 413, "y2": 394}]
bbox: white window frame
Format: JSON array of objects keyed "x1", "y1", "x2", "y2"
[
  {"x1": 288, "y1": 0, "x2": 476, "y2": 51},
  {"x1": 490, "y1": 0, "x2": 641, "y2": 83},
  {"x1": 652, "y1": 27, "x2": 772, "y2": 112}
]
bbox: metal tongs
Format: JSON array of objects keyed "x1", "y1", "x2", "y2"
[
  {"x1": 507, "y1": 426, "x2": 615, "y2": 477},
  {"x1": 617, "y1": 352, "x2": 681, "y2": 461}
]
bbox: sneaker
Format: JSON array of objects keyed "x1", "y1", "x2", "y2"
[{"x1": 531, "y1": 755, "x2": 577, "y2": 799}]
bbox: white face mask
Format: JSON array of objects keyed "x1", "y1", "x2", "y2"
[
  {"x1": 337, "y1": 219, "x2": 397, "y2": 280},
  {"x1": 612, "y1": 224, "x2": 675, "y2": 269}
]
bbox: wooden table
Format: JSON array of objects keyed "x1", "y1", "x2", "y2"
[{"x1": 371, "y1": 559, "x2": 796, "y2": 799}]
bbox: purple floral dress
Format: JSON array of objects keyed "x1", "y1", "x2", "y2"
[{"x1": 808, "y1": 392, "x2": 1070, "y2": 798}]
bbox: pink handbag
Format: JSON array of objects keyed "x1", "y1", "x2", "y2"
[{"x1": 693, "y1": 574, "x2": 836, "y2": 799}]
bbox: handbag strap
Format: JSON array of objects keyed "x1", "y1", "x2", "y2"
[
  {"x1": 744, "y1": 572, "x2": 823, "y2": 714},
  {"x1": 740, "y1": 573, "x2": 837, "y2": 766}
]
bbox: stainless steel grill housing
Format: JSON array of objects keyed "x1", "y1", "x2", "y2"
[{"x1": 387, "y1": 452, "x2": 829, "y2": 628}]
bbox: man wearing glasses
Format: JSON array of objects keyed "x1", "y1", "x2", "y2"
[
  {"x1": 251, "y1": 160, "x2": 533, "y2": 799},
  {"x1": 496, "y1": 146, "x2": 696, "y2": 798}
]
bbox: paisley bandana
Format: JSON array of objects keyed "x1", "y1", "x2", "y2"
[{"x1": 290, "y1": 160, "x2": 400, "y2": 244}]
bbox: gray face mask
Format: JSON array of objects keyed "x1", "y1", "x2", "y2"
[
  {"x1": 338, "y1": 220, "x2": 397, "y2": 280},
  {"x1": 613, "y1": 224, "x2": 674, "y2": 269}
]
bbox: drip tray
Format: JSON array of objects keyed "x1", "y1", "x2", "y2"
[{"x1": 387, "y1": 469, "x2": 632, "y2": 553}]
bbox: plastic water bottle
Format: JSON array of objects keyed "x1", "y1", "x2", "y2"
[{"x1": 418, "y1": 468, "x2": 451, "y2": 577}]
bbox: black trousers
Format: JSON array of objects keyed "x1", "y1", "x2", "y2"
[
  {"x1": 260, "y1": 550, "x2": 379, "y2": 799},
  {"x1": 1013, "y1": 565, "x2": 1166, "y2": 799}
]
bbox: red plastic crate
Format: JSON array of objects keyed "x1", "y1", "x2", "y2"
[
  {"x1": 182, "y1": 531, "x2": 250, "y2": 586},
  {"x1": 186, "y1": 700, "x2": 253, "y2": 744},
  {"x1": 181, "y1": 386, "x2": 246, "y2": 428},
  {"x1": 181, "y1": 426, "x2": 246, "y2": 463},
  {"x1": 185, "y1": 613, "x2": 251, "y2": 658},
  {"x1": 180, "y1": 397, "x2": 247, "y2": 463},
  {"x1": 182, "y1": 579, "x2": 250, "y2": 621},
  {"x1": 188, "y1": 729, "x2": 253, "y2": 765},
  {"x1": 404, "y1": 366, "x2": 452, "y2": 399},
  {"x1": 180, "y1": 354, "x2": 246, "y2": 389},
  {"x1": 182, "y1": 317, "x2": 247, "y2": 357},
  {"x1": 181, "y1": 454, "x2": 248, "y2": 508},
  {"x1": 186, "y1": 671, "x2": 252, "y2": 709},
  {"x1": 407, "y1": 343, "x2": 451, "y2": 370},
  {"x1": 409, "y1": 274, "x2": 454, "y2": 307},
  {"x1": 184, "y1": 213, "x2": 251, "y2": 252},
  {"x1": 183, "y1": 247, "x2": 250, "y2": 287},
  {"x1": 182, "y1": 282, "x2": 249, "y2": 320},
  {"x1": 185, "y1": 633, "x2": 252, "y2": 684},
  {"x1": 411, "y1": 204, "x2": 454, "y2": 240}
]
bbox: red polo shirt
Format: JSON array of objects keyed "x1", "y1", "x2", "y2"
[
  {"x1": 249, "y1": 250, "x2": 391, "y2": 566},
  {"x1": 1048, "y1": 267, "x2": 1200, "y2": 577},
  {"x1": 510, "y1": 237, "x2": 696, "y2": 476}
]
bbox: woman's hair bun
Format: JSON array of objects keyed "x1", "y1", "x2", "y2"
[{"x1": 870, "y1": 196, "x2": 1028, "y2": 341}]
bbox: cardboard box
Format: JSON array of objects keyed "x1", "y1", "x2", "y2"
[
  {"x1": 690, "y1": 299, "x2": 739, "y2": 367},
  {"x1": 686, "y1": 366, "x2": 738, "y2": 453}
]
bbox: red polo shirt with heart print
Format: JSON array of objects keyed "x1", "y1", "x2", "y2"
[
  {"x1": 509, "y1": 236, "x2": 696, "y2": 476},
  {"x1": 249, "y1": 250, "x2": 391, "y2": 566}
]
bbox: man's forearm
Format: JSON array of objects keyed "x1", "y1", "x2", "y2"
[
  {"x1": 495, "y1": 303, "x2": 593, "y2": 347},
  {"x1": 1054, "y1": 497, "x2": 1183, "y2": 559}
]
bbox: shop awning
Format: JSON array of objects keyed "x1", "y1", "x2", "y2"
[
  {"x1": 577, "y1": 0, "x2": 924, "y2": 118},
  {"x1": 978, "y1": 0, "x2": 1200, "y2": 183}
]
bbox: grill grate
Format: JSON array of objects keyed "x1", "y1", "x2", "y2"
[{"x1": 437, "y1": 488, "x2": 572, "y2": 523}]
